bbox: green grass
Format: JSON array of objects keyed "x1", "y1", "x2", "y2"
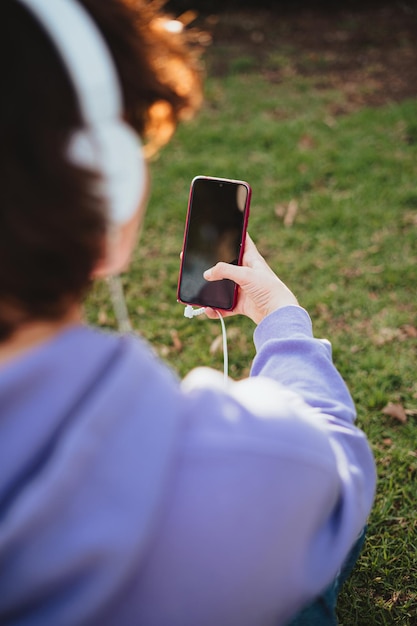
[{"x1": 86, "y1": 27, "x2": 417, "y2": 624}]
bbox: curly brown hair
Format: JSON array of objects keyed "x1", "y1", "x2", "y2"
[{"x1": 0, "y1": 0, "x2": 202, "y2": 341}]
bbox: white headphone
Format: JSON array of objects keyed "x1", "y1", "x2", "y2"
[{"x1": 18, "y1": 0, "x2": 146, "y2": 225}]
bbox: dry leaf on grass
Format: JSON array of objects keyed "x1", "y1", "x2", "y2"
[
  {"x1": 298, "y1": 134, "x2": 316, "y2": 150},
  {"x1": 170, "y1": 329, "x2": 183, "y2": 353},
  {"x1": 274, "y1": 200, "x2": 298, "y2": 227},
  {"x1": 401, "y1": 324, "x2": 417, "y2": 338},
  {"x1": 382, "y1": 402, "x2": 407, "y2": 424},
  {"x1": 210, "y1": 326, "x2": 240, "y2": 356},
  {"x1": 209, "y1": 334, "x2": 223, "y2": 355},
  {"x1": 274, "y1": 203, "x2": 286, "y2": 219},
  {"x1": 372, "y1": 324, "x2": 417, "y2": 346},
  {"x1": 97, "y1": 309, "x2": 108, "y2": 326},
  {"x1": 284, "y1": 199, "x2": 298, "y2": 226}
]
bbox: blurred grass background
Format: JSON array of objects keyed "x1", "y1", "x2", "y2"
[{"x1": 86, "y1": 4, "x2": 417, "y2": 623}]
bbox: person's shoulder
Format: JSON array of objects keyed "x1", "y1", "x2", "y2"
[
  {"x1": 37, "y1": 324, "x2": 181, "y2": 404},
  {"x1": 73, "y1": 325, "x2": 176, "y2": 374}
]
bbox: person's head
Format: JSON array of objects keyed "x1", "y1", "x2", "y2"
[{"x1": 0, "y1": 0, "x2": 202, "y2": 341}]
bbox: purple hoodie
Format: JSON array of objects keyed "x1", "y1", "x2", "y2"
[{"x1": 0, "y1": 306, "x2": 376, "y2": 625}]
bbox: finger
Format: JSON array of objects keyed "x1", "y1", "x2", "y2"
[
  {"x1": 244, "y1": 231, "x2": 256, "y2": 250},
  {"x1": 241, "y1": 232, "x2": 267, "y2": 266},
  {"x1": 204, "y1": 306, "x2": 236, "y2": 319},
  {"x1": 203, "y1": 261, "x2": 250, "y2": 284}
]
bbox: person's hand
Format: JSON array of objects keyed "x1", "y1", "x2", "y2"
[{"x1": 203, "y1": 233, "x2": 299, "y2": 325}]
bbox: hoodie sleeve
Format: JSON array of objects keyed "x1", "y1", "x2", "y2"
[
  {"x1": 251, "y1": 306, "x2": 376, "y2": 538},
  {"x1": 252, "y1": 306, "x2": 356, "y2": 423},
  {"x1": 130, "y1": 306, "x2": 376, "y2": 626}
]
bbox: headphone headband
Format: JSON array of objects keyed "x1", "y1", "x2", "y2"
[
  {"x1": 18, "y1": 0, "x2": 122, "y2": 125},
  {"x1": 17, "y1": 0, "x2": 146, "y2": 225}
]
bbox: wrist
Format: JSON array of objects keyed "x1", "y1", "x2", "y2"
[{"x1": 257, "y1": 294, "x2": 299, "y2": 324}]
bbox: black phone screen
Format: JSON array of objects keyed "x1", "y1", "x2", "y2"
[{"x1": 178, "y1": 177, "x2": 250, "y2": 310}]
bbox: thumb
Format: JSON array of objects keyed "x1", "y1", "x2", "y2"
[{"x1": 204, "y1": 261, "x2": 249, "y2": 285}]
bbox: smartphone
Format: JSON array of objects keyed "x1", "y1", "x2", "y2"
[{"x1": 177, "y1": 175, "x2": 251, "y2": 310}]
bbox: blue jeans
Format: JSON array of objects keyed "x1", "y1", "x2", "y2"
[{"x1": 285, "y1": 528, "x2": 367, "y2": 626}]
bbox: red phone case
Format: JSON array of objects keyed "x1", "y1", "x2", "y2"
[{"x1": 177, "y1": 175, "x2": 251, "y2": 311}]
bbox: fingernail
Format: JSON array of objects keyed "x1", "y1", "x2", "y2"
[{"x1": 203, "y1": 268, "x2": 212, "y2": 279}]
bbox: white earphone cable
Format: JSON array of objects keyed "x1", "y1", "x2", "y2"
[
  {"x1": 216, "y1": 310, "x2": 228, "y2": 386},
  {"x1": 105, "y1": 289, "x2": 229, "y2": 386},
  {"x1": 184, "y1": 305, "x2": 228, "y2": 387},
  {"x1": 107, "y1": 275, "x2": 133, "y2": 333}
]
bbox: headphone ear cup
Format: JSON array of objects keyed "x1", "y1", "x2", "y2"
[{"x1": 68, "y1": 122, "x2": 145, "y2": 224}]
